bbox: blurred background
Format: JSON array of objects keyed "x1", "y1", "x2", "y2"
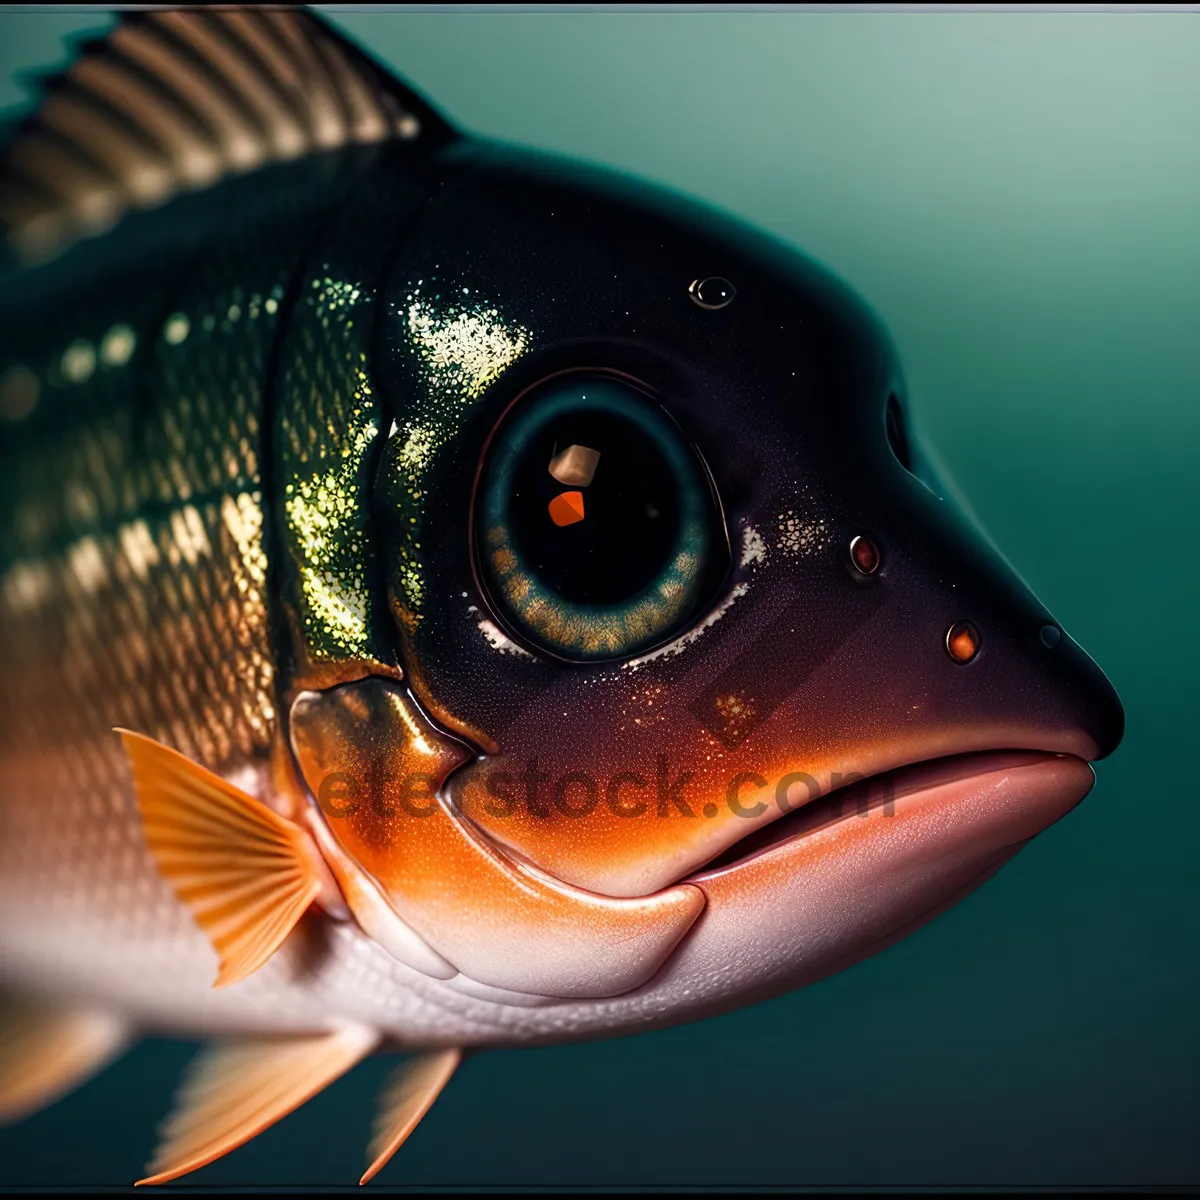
[{"x1": 1, "y1": 4, "x2": 1197, "y2": 1189}]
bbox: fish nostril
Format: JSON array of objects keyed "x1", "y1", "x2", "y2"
[
  {"x1": 1039, "y1": 623, "x2": 1063, "y2": 649},
  {"x1": 946, "y1": 620, "x2": 981, "y2": 663},
  {"x1": 688, "y1": 276, "x2": 736, "y2": 310}
]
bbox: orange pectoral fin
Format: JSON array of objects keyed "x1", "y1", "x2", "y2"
[{"x1": 116, "y1": 728, "x2": 323, "y2": 988}]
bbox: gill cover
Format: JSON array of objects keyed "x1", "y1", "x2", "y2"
[{"x1": 289, "y1": 680, "x2": 704, "y2": 999}]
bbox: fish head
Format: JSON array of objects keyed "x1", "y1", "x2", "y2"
[{"x1": 299, "y1": 139, "x2": 1123, "y2": 1010}]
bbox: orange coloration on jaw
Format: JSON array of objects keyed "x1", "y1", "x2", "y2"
[
  {"x1": 548, "y1": 490, "x2": 585, "y2": 526},
  {"x1": 449, "y1": 696, "x2": 1103, "y2": 901},
  {"x1": 288, "y1": 678, "x2": 703, "y2": 998},
  {"x1": 450, "y1": 741, "x2": 842, "y2": 899}
]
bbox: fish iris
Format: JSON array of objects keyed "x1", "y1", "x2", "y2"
[{"x1": 476, "y1": 375, "x2": 727, "y2": 660}]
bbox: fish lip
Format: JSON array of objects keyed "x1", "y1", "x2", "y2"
[{"x1": 686, "y1": 748, "x2": 1094, "y2": 882}]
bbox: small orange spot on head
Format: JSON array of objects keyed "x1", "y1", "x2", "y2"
[
  {"x1": 548, "y1": 491, "x2": 586, "y2": 527},
  {"x1": 946, "y1": 620, "x2": 980, "y2": 663},
  {"x1": 849, "y1": 535, "x2": 880, "y2": 575}
]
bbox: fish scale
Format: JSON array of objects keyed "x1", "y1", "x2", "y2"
[{"x1": 0, "y1": 153, "x2": 379, "y2": 985}]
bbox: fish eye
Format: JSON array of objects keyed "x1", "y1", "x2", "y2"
[
  {"x1": 885, "y1": 394, "x2": 914, "y2": 473},
  {"x1": 474, "y1": 373, "x2": 730, "y2": 661}
]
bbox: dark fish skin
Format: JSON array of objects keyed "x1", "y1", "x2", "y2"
[{"x1": 363, "y1": 142, "x2": 1126, "y2": 895}]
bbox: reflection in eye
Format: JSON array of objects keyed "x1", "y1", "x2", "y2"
[
  {"x1": 548, "y1": 490, "x2": 586, "y2": 527},
  {"x1": 548, "y1": 444, "x2": 601, "y2": 487},
  {"x1": 476, "y1": 375, "x2": 729, "y2": 661}
]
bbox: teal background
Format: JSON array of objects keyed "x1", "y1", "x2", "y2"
[{"x1": 1, "y1": 6, "x2": 1197, "y2": 1189}]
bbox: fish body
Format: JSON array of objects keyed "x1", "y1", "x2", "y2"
[{"x1": 0, "y1": 9, "x2": 1123, "y2": 1184}]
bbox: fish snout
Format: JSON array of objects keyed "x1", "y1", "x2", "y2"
[
  {"x1": 1038, "y1": 627, "x2": 1124, "y2": 762},
  {"x1": 873, "y1": 466, "x2": 1126, "y2": 768}
]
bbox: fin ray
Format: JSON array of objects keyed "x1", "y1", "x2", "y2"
[
  {"x1": 118, "y1": 728, "x2": 322, "y2": 988},
  {"x1": 138, "y1": 1027, "x2": 378, "y2": 1186},
  {"x1": 2, "y1": 8, "x2": 455, "y2": 264},
  {"x1": 360, "y1": 1049, "x2": 461, "y2": 1185},
  {"x1": 0, "y1": 1003, "x2": 129, "y2": 1124}
]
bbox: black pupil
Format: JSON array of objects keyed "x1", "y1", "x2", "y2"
[{"x1": 506, "y1": 408, "x2": 682, "y2": 605}]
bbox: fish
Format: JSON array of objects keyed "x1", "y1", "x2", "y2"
[{"x1": 0, "y1": 6, "x2": 1124, "y2": 1187}]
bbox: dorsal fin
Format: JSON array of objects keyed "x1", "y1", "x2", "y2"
[{"x1": 0, "y1": 8, "x2": 457, "y2": 267}]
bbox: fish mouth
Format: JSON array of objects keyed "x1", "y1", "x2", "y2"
[
  {"x1": 627, "y1": 749, "x2": 1098, "y2": 1018},
  {"x1": 686, "y1": 749, "x2": 1095, "y2": 884}
]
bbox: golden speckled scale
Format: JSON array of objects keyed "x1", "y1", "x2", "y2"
[{"x1": 0, "y1": 150, "x2": 380, "y2": 1011}]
